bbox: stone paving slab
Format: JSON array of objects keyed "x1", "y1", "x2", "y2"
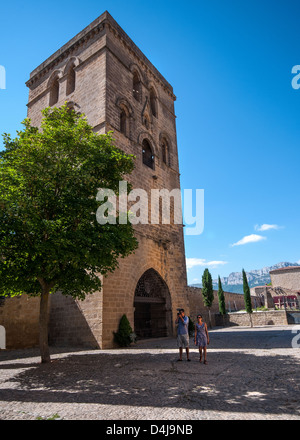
[{"x1": 0, "y1": 325, "x2": 299, "y2": 420}]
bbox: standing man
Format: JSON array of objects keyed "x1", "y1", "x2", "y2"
[{"x1": 175, "y1": 309, "x2": 190, "y2": 361}]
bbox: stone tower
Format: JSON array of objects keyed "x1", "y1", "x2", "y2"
[{"x1": 26, "y1": 11, "x2": 189, "y2": 348}]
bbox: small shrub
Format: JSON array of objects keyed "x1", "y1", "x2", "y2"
[{"x1": 114, "y1": 314, "x2": 136, "y2": 347}]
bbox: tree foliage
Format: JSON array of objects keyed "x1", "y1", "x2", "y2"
[
  {"x1": 242, "y1": 269, "x2": 253, "y2": 314},
  {"x1": 202, "y1": 268, "x2": 214, "y2": 308},
  {"x1": 242, "y1": 269, "x2": 253, "y2": 327},
  {"x1": 0, "y1": 105, "x2": 138, "y2": 361},
  {"x1": 202, "y1": 268, "x2": 214, "y2": 327},
  {"x1": 217, "y1": 276, "x2": 226, "y2": 315},
  {"x1": 114, "y1": 314, "x2": 136, "y2": 347}
]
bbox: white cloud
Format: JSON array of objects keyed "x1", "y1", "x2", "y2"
[
  {"x1": 255, "y1": 224, "x2": 282, "y2": 231},
  {"x1": 231, "y1": 234, "x2": 266, "y2": 247},
  {"x1": 186, "y1": 258, "x2": 228, "y2": 270}
]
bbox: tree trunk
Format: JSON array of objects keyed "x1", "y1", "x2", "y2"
[
  {"x1": 39, "y1": 286, "x2": 51, "y2": 363},
  {"x1": 249, "y1": 313, "x2": 253, "y2": 328},
  {"x1": 208, "y1": 308, "x2": 212, "y2": 329}
]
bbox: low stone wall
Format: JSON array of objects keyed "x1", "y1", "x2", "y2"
[
  {"x1": 187, "y1": 286, "x2": 295, "y2": 328},
  {"x1": 0, "y1": 295, "x2": 40, "y2": 349},
  {"x1": 215, "y1": 310, "x2": 289, "y2": 327},
  {"x1": 187, "y1": 286, "x2": 260, "y2": 326}
]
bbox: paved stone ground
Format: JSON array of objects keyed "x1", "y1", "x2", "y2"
[{"x1": 0, "y1": 325, "x2": 299, "y2": 420}]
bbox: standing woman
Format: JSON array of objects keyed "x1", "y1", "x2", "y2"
[{"x1": 194, "y1": 314, "x2": 209, "y2": 364}]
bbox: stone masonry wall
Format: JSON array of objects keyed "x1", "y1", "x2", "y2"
[
  {"x1": 25, "y1": 11, "x2": 188, "y2": 349},
  {"x1": 270, "y1": 267, "x2": 300, "y2": 291},
  {"x1": 100, "y1": 16, "x2": 188, "y2": 348},
  {"x1": 215, "y1": 310, "x2": 289, "y2": 327},
  {"x1": 187, "y1": 286, "x2": 259, "y2": 327},
  {"x1": 0, "y1": 295, "x2": 40, "y2": 349},
  {"x1": 27, "y1": 37, "x2": 107, "y2": 129},
  {"x1": 102, "y1": 233, "x2": 188, "y2": 348},
  {"x1": 48, "y1": 287, "x2": 103, "y2": 348}
]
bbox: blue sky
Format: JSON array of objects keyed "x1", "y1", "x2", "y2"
[{"x1": 1, "y1": 0, "x2": 299, "y2": 283}]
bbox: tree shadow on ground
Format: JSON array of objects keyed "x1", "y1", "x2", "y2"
[
  {"x1": 0, "y1": 348, "x2": 299, "y2": 417},
  {"x1": 0, "y1": 346, "x2": 94, "y2": 362}
]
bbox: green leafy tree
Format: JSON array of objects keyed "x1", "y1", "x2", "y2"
[
  {"x1": 114, "y1": 314, "x2": 136, "y2": 347},
  {"x1": 242, "y1": 269, "x2": 253, "y2": 327},
  {"x1": 217, "y1": 276, "x2": 226, "y2": 315},
  {"x1": 0, "y1": 105, "x2": 138, "y2": 363},
  {"x1": 202, "y1": 268, "x2": 214, "y2": 328}
]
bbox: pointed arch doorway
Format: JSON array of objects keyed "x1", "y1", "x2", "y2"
[{"x1": 134, "y1": 269, "x2": 172, "y2": 339}]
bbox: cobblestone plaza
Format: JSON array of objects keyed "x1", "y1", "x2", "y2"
[{"x1": 0, "y1": 325, "x2": 299, "y2": 420}]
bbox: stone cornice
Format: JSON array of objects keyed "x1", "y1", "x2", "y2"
[
  {"x1": 26, "y1": 14, "x2": 107, "y2": 88},
  {"x1": 26, "y1": 11, "x2": 176, "y2": 100}
]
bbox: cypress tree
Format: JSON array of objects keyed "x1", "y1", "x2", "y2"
[
  {"x1": 217, "y1": 276, "x2": 226, "y2": 315},
  {"x1": 202, "y1": 268, "x2": 214, "y2": 328},
  {"x1": 242, "y1": 269, "x2": 253, "y2": 327}
]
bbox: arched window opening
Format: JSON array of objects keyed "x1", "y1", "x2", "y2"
[
  {"x1": 161, "y1": 138, "x2": 170, "y2": 165},
  {"x1": 162, "y1": 142, "x2": 167, "y2": 165},
  {"x1": 142, "y1": 139, "x2": 154, "y2": 169},
  {"x1": 66, "y1": 66, "x2": 76, "y2": 95},
  {"x1": 49, "y1": 77, "x2": 59, "y2": 106},
  {"x1": 133, "y1": 71, "x2": 141, "y2": 102},
  {"x1": 150, "y1": 88, "x2": 157, "y2": 118},
  {"x1": 120, "y1": 109, "x2": 127, "y2": 135}
]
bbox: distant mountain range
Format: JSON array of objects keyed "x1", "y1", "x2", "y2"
[{"x1": 190, "y1": 262, "x2": 300, "y2": 294}]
